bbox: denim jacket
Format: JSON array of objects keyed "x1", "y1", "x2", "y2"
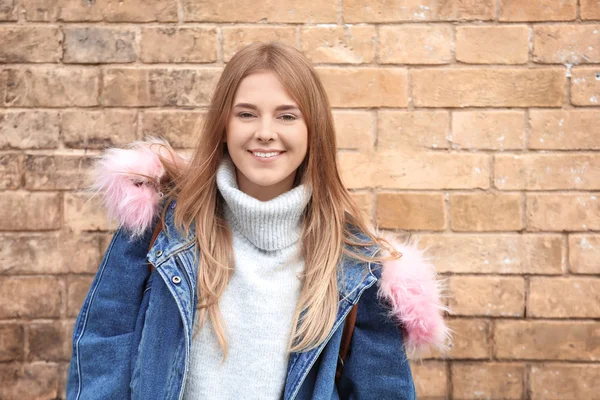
[{"x1": 66, "y1": 139, "x2": 449, "y2": 399}]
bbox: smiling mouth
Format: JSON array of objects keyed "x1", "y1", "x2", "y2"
[{"x1": 248, "y1": 150, "x2": 285, "y2": 159}]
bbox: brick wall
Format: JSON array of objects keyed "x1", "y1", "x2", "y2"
[{"x1": 0, "y1": 0, "x2": 598, "y2": 398}]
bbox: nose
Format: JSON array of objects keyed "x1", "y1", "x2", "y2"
[{"x1": 255, "y1": 118, "x2": 275, "y2": 142}]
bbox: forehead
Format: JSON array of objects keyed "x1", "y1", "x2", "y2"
[{"x1": 233, "y1": 70, "x2": 296, "y2": 104}]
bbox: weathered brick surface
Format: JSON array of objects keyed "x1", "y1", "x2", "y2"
[
  {"x1": 141, "y1": 27, "x2": 218, "y2": 63},
  {"x1": 452, "y1": 110, "x2": 525, "y2": 150},
  {"x1": 495, "y1": 154, "x2": 600, "y2": 190},
  {"x1": 344, "y1": 0, "x2": 494, "y2": 22},
  {"x1": 0, "y1": 26, "x2": 62, "y2": 63},
  {"x1": 418, "y1": 233, "x2": 564, "y2": 274},
  {"x1": 3, "y1": 2, "x2": 599, "y2": 398},
  {"x1": 412, "y1": 68, "x2": 565, "y2": 107},
  {"x1": 450, "y1": 193, "x2": 522, "y2": 231},
  {"x1": 376, "y1": 192, "x2": 446, "y2": 230},
  {"x1": 452, "y1": 362, "x2": 524, "y2": 399},
  {"x1": 379, "y1": 25, "x2": 452, "y2": 64},
  {"x1": 571, "y1": 67, "x2": 600, "y2": 106},
  {"x1": 526, "y1": 194, "x2": 600, "y2": 231},
  {"x1": 500, "y1": 0, "x2": 577, "y2": 21},
  {"x1": 0, "y1": 324, "x2": 24, "y2": 361},
  {"x1": 529, "y1": 277, "x2": 600, "y2": 318},
  {"x1": 0, "y1": 110, "x2": 59, "y2": 149},
  {"x1": 378, "y1": 110, "x2": 449, "y2": 151},
  {"x1": 63, "y1": 27, "x2": 136, "y2": 64},
  {"x1": 534, "y1": 25, "x2": 600, "y2": 64},
  {"x1": 569, "y1": 235, "x2": 600, "y2": 274},
  {"x1": 0, "y1": 192, "x2": 61, "y2": 230},
  {"x1": 456, "y1": 25, "x2": 529, "y2": 64},
  {"x1": 302, "y1": 26, "x2": 375, "y2": 64},
  {"x1": 494, "y1": 320, "x2": 600, "y2": 360},
  {"x1": 448, "y1": 276, "x2": 525, "y2": 316},
  {"x1": 529, "y1": 110, "x2": 600, "y2": 150},
  {"x1": 530, "y1": 364, "x2": 600, "y2": 400}
]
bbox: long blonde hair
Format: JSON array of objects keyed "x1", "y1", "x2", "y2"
[{"x1": 155, "y1": 42, "x2": 399, "y2": 357}]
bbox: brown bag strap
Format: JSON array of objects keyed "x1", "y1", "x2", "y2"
[
  {"x1": 335, "y1": 303, "x2": 358, "y2": 384},
  {"x1": 147, "y1": 219, "x2": 164, "y2": 273}
]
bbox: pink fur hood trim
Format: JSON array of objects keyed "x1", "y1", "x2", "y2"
[{"x1": 89, "y1": 138, "x2": 450, "y2": 355}]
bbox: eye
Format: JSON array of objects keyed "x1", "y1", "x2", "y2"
[
  {"x1": 238, "y1": 112, "x2": 255, "y2": 119},
  {"x1": 279, "y1": 114, "x2": 298, "y2": 122}
]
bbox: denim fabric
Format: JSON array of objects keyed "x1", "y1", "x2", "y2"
[{"x1": 67, "y1": 201, "x2": 416, "y2": 400}]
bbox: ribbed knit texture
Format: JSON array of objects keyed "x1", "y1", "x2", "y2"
[{"x1": 182, "y1": 154, "x2": 311, "y2": 400}]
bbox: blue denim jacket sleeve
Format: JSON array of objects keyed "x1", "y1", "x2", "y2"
[
  {"x1": 66, "y1": 228, "x2": 152, "y2": 400},
  {"x1": 337, "y1": 279, "x2": 417, "y2": 400}
]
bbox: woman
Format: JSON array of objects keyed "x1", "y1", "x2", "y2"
[{"x1": 67, "y1": 42, "x2": 449, "y2": 400}]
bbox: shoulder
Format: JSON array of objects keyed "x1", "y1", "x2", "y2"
[
  {"x1": 88, "y1": 137, "x2": 180, "y2": 238},
  {"x1": 355, "y1": 233, "x2": 451, "y2": 356}
]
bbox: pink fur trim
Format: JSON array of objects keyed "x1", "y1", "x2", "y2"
[
  {"x1": 377, "y1": 236, "x2": 451, "y2": 356},
  {"x1": 87, "y1": 137, "x2": 169, "y2": 238}
]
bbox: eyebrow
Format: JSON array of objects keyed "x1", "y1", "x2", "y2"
[{"x1": 233, "y1": 103, "x2": 300, "y2": 112}]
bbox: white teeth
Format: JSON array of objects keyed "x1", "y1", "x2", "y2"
[{"x1": 252, "y1": 152, "x2": 280, "y2": 158}]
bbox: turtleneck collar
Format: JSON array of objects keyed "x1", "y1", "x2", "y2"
[{"x1": 216, "y1": 154, "x2": 312, "y2": 251}]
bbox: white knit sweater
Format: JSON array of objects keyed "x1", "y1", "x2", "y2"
[{"x1": 182, "y1": 155, "x2": 311, "y2": 400}]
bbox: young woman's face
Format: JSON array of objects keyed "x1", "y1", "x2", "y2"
[{"x1": 225, "y1": 70, "x2": 308, "y2": 201}]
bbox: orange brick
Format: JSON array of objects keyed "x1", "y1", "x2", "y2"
[
  {"x1": 581, "y1": 0, "x2": 600, "y2": 19},
  {"x1": 333, "y1": 111, "x2": 374, "y2": 150},
  {"x1": 64, "y1": 193, "x2": 118, "y2": 231},
  {"x1": 456, "y1": 25, "x2": 529, "y2": 64},
  {"x1": 372, "y1": 151, "x2": 490, "y2": 189},
  {"x1": 28, "y1": 321, "x2": 72, "y2": 361},
  {"x1": 448, "y1": 276, "x2": 525, "y2": 317},
  {"x1": 447, "y1": 318, "x2": 490, "y2": 359},
  {"x1": 412, "y1": 68, "x2": 565, "y2": 107},
  {"x1": 495, "y1": 154, "x2": 600, "y2": 190},
  {"x1": 534, "y1": 25, "x2": 600, "y2": 64},
  {"x1": 140, "y1": 27, "x2": 217, "y2": 63},
  {"x1": 317, "y1": 67, "x2": 408, "y2": 107},
  {"x1": 530, "y1": 364, "x2": 600, "y2": 400},
  {"x1": 0, "y1": 324, "x2": 23, "y2": 361},
  {"x1": 379, "y1": 25, "x2": 452, "y2": 64},
  {"x1": 302, "y1": 25, "x2": 376, "y2": 64},
  {"x1": 452, "y1": 362, "x2": 524, "y2": 399},
  {"x1": 62, "y1": 110, "x2": 137, "y2": 149},
  {"x1": 25, "y1": 153, "x2": 95, "y2": 190},
  {"x1": 452, "y1": 110, "x2": 525, "y2": 150},
  {"x1": 0, "y1": 153, "x2": 19, "y2": 189},
  {"x1": 417, "y1": 233, "x2": 564, "y2": 274},
  {"x1": 376, "y1": 192, "x2": 446, "y2": 230},
  {"x1": 3, "y1": 67, "x2": 99, "y2": 107},
  {"x1": 0, "y1": 192, "x2": 60, "y2": 230},
  {"x1": 24, "y1": 0, "x2": 177, "y2": 22},
  {"x1": 0, "y1": 363, "x2": 59, "y2": 399},
  {"x1": 569, "y1": 234, "x2": 600, "y2": 274},
  {"x1": 495, "y1": 320, "x2": 600, "y2": 360},
  {"x1": 101, "y1": 67, "x2": 221, "y2": 107},
  {"x1": 338, "y1": 152, "x2": 372, "y2": 189},
  {"x1": 526, "y1": 194, "x2": 600, "y2": 231},
  {"x1": 499, "y1": 0, "x2": 577, "y2": 21},
  {"x1": 529, "y1": 277, "x2": 600, "y2": 318},
  {"x1": 411, "y1": 361, "x2": 448, "y2": 398},
  {"x1": 571, "y1": 67, "x2": 600, "y2": 106},
  {"x1": 344, "y1": 0, "x2": 494, "y2": 22},
  {"x1": 378, "y1": 110, "x2": 449, "y2": 151},
  {"x1": 0, "y1": 110, "x2": 59, "y2": 149},
  {"x1": 67, "y1": 276, "x2": 94, "y2": 318},
  {"x1": 222, "y1": 27, "x2": 297, "y2": 62},
  {"x1": 529, "y1": 110, "x2": 600, "y2": 150},
  {"x1": 349, "y1": 191, "x2": 373, "y2": 221},
  {"x1": 450, "y1": 193, "x2": 522, "y2": 231},
  {"x1": 182, "y1": 0, "x2": 336, "y2": 23},
  {"x1": 142, "y1": 110, "x2": 206, "y2": 149},
  {"x1": 0, "y1": 26, "x2": 62, "y2": 62},
  {"x1": 0, "y1": 277, "x2": 61, "y2": 318}
]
